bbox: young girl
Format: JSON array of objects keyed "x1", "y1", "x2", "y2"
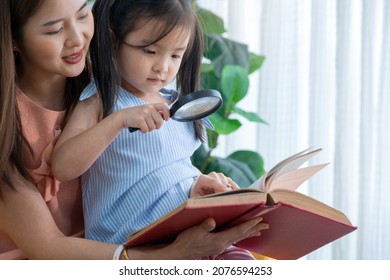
[
  {"x1": 52, "y1": 0, "x2": 268, "y2": 259},
  {"x1": 0, "y1": 0, "x2": 266, "y2": 260}
]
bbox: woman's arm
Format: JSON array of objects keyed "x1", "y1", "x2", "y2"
[
  {"x1": 52, "y1": 94, "x2": 170, "y2": 182},
  {"x1": 0, "y1": 174, "x2": 116, "y2": 259},
  {"x1": 0, "y1": 174, "x2": 268, "y2": 259}
]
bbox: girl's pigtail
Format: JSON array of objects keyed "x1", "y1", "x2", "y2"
[
  {"x1": 177, "y1": 17, "x2": 205, "y2": 141},
  {"x1": 91, "y1": 0, "x2": 119, "y2": 117}
]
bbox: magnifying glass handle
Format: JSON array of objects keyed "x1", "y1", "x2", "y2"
[{"x1": 128, "y1": 127, "x2": 139, "y2": 133}]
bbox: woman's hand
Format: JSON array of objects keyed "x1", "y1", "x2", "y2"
[
  {"x1": 172, "y1": 216, "x2": 269, "y2": 259},
  {"x1": 190, "y1": 172, "x2": 239, "y2": 197},
  {"x1": 128, "y1": 216, "x2": 269, "y2": 260}
]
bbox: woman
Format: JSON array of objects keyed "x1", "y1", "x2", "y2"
[{"x1": 0, "y1": 0, "x2": 267, "y2": 260}]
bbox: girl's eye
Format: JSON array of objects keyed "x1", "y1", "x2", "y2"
[
  {"x1": 143, "y1": 49, "x2": 156, "y2": 55},
  {"x1": 172, "y1": 54, "x2": 181, "y2": 59}
]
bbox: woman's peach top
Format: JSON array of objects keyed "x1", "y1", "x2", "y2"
[{"x1": 0, "y1": 88, "x2": 84, "y2": 259}]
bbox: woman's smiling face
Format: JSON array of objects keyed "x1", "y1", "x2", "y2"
[{"x1": 17, "y1": 0, "x2": 94, "y2": 80}]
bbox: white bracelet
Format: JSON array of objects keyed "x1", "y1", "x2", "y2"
[{"x1": 113, "y1": 244, "x2": 124, "y2": 260}]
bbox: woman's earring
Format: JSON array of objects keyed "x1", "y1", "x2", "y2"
[{"x1": 13, "y1": 45, "x2": 19, "y2": 56}]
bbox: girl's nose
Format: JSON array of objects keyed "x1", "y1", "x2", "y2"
[{"x1": 152, "y1": 57, "x2": 169, "y2": 73}]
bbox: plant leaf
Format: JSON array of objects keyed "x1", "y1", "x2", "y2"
[
  {"x1": 196, "y1": 8, "x2": 226, "y2": 35},
  {"x1": 191, "y1": 144, "x2": 210, "y2": 172},
  {"x1": 204, "y1": 34, "x2": 249, "y2": 76},
  {"x1": 200, "y1": 64, "x2": 221, "y2": 91},
  {"x1": 249, "y1": 53, "x2": 266, "y2": 74},
  {"x1": 205, "y1": 157, "x2": 257, "y2": 187},
  {"x1": 228, "y1": 150, "x2": 265, "y2": 178},
  {"x1": 221, "y1": 65, "x2": 249, "y2": 104},
  {"x1": 234, "y1": 107, "x2": 268, "y2": 124},
  {"x1": 209, "y1": 114, "x2": 241, "y2": 135},
  {"x1": 200, "y1": 63, "x2": 214, "y2": 73}
]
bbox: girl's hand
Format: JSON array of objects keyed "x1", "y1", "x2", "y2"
[
  {"x1": 121, "y1": 103, "x2": 170, "y2": 133},
  {"x1": 190, "y1": 172, "x2": 239, "y2": 197}
]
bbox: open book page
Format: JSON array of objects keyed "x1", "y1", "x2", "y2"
[
  {"x1": 266, "y1": 147, "x2": 321, "y2": 176},
  {"x1": 266, "y1": 163, "x2": 329, "y2": 191},
  {"x1": 248, "y1": 147, "x2": 324, "y2": 192}
]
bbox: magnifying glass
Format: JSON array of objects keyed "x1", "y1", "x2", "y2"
[{"x1": 128, "y1": 89, "x2": 222, "y2": 132}]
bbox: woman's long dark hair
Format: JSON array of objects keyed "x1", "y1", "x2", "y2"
[
  {"x1": 91, "y1": 0, "x2": 205, "y2": 140},
  {"x1": 0, "y1": 0, "x2": 91, "y2": 197}
]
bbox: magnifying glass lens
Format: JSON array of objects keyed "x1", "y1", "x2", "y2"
[
  {"x1": 129, "y1": 89, "x2": 222, "y2": 132},
  {"x1": 173, "y1": 97, "x2": 221, "y2": 119}
]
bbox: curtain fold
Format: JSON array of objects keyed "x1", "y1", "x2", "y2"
[
  {"x1": 372, "y1": 0, "x2": 390, "y2": 259},
  {"x1": 307, "y1": 0, "x2": 337, "y2": 259}
]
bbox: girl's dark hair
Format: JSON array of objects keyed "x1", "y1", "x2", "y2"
[
  {"x1": 0, "y1": 0, "x2": 91, "y2": 197},
  {"x1": 91, "y1": 0, "x2": 205, "y2": 140}
]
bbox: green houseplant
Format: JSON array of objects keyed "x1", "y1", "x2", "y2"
[{"x1": 192, "y1": 3, "x2": 267, "y2": 187}]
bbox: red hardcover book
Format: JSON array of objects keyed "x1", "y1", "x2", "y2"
[
  {"x1": 125, "y1": 148, "x2": 357, "y2": 259},
  {"x1": 229, "y1": 190, "x2": 357, "y2": 259}
]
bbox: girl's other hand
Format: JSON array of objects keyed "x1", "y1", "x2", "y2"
[{"x1": 190, "y1": 172, "x2": 239, "y2": 197}]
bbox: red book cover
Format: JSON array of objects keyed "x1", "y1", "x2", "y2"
[
  {"x1": 125, "y1": 194, "x2": 357, "y2": 259},
  {"x1": 234, "y1": 202, "x2": 357, "y2": 259},
  {"x1": 126, "y1": 201, "x2": 264, "y2": 246}
]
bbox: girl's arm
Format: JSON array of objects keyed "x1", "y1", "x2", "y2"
[
  {"x1": 0, "y1": 173, "x2": 267, "y2": 259},
  {"x1": 52, "y1": 93, "x2": 119, "y2": 182},
  {"x1": 52, "y1": 94, "x2": 170, "y2": 182}
]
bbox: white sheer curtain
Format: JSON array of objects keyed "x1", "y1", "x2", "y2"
[{"x1": 198, "y1": 0, "x2": 390, "y2": 259}]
